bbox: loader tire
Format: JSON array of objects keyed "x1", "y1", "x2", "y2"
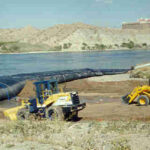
[
  {"x1": 137, "y1": 95, "x2": 149, "y2": 106},
  {"x1": 45, "y1": 106, "x2": 64, "y2": 121},
  {"x1": 72, "y1": 111, "x2": 78, "y2": 121},
  {"x1": 17, "y1": 108, "x2": 30, "y2": 120}
]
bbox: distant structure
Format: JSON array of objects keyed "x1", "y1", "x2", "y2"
[{"x1": 122, "y1": 18, "x2": 150, "y2": 30}]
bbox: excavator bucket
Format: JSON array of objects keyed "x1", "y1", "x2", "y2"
[
  {"x1": 122, "y1": 94, "x2": 131, "y2": 104},
  {"x1": 3, "y1": 106, "x2": 24, "y2": 121}
]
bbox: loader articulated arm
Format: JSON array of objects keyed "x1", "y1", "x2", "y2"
[{"x1": 122, "y1": 85, "x2": 150, "y2": 104}]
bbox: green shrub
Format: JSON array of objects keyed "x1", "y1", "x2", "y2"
[
  {"x1": 87, "y1": 46, "x2": 91, "y2": 50},
  {"x1": 81, "y1": 43, "x2": 88, "y2": 50},
  {"x1": 115, "y1": 44, "x2": 119, "y2": 47},
  {"x1": 68, "y1": 43, "x2": 72, "y2": 47},
  {"x1": 81, "y1": 43, "x2": 107, "y2": 51},
  {"x1": 128, "y1": 41, "x2": 134, "y2": 49},
  {"x1": 142, "y1": 43, "x2": 147, "y2": 47},
  {"x1": 121, "y1": 41, "x2": 134, "y2": 49},
  {"x1": 82, "y1": 43, "x2": 87, "y2": 46},
  {"x1": 63, "y1": 43, "x2": 72, "y2": 49},
  {"x1": 94, "y1": 44, "x2": 106, "y2": 50}
]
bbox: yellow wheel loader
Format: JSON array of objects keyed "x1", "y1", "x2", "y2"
[
  {"x1": 4, "y1": 80, "x2": 86, "y2": 120},
  {"x1": 122, "y1": 85, "x2": 150, "y2": 106}
]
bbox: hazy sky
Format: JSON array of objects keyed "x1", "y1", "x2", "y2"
[{"x1": 0, "y1": 0, "x2": 150, "y2": 28}]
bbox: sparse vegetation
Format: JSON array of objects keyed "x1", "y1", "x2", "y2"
[
  {"x1": 0, "y1": 41, "x2": 18, "y2": 46},
  {"x1": 121, "y1": 40, "x2": 148, "y2": 49},
  {"x1": 0, "y1": 42, "x2": 50, "y2": 53},
  {"x1": 111, "y1": 139, "x2": 131, "y2": 150},
  {"x1": 81, "y1": 41, "x2": 149, "y2": 51},
  {"x1": 81, "y1": 43, "x2": 107, "y2": 51},
  {"x1": 94, "y1": 44, "x2": 106, "y2": 50},
  {"x1": 0, "y1": 120, "x2": 149, "y2": 149}
]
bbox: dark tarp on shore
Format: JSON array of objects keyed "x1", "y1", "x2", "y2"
[{"x1": 0, "y1": 68, "x2": 130, "y2": 100}]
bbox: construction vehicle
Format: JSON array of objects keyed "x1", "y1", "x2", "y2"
[
  {"x1": 4, "y1": 79, "x2": 86, "y2": 120},
  {"x1": 122, "y1": 85, "x2": 150, "y2": 106}
]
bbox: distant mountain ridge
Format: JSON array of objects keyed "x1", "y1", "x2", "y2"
[{"x1": 0, "y1": 22, "x2": 150, "y2": 53}]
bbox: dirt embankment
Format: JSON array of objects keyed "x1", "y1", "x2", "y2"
[{"x1": 130, "y1": 66, "x2": 150, "y2": 79}]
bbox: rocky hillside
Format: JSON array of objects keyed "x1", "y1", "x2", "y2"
[{"x1": 0, "y1": 23, "x2": 150, "y2": 53}]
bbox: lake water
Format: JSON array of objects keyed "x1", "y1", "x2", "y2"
[{"x1": 0, "y1": 50, "x2": 150, "y2": 76}]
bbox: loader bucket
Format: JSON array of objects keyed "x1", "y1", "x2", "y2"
[
  {"x1": 122, "y1": 94, "x2": 131, "y2": 104},
  {"x1": 3, "y1": 106, "x2": 24, "y2": 121}
]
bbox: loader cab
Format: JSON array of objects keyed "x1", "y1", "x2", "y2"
[{"x1": 34, "y1": 80, "x2": 59, "y2": 104}]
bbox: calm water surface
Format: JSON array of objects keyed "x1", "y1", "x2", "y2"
[{"x1": 0, "y1": 50, "x2": 150, "y2": 76}]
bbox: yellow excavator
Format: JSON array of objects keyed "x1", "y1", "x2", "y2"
[
  {"x1": 4, "y1": 79, "x2": 86, "y2": 120},
  {"x1": 122, "y1": 84, "x2": 150, "y2": 106}
]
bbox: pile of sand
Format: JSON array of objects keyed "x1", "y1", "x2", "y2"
[{"x1": 18, "y1": 80, "x2": 36, "y2": 99}]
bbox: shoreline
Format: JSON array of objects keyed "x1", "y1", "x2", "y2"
[{"x1": 0, "y1": 48, "x2": 150, "y2": 55}]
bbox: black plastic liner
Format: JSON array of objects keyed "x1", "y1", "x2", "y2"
[{"x1": 0, "y1": 68, "x2": 130, "y2": 100}]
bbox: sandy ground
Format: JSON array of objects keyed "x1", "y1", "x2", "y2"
[{"x1": 0, "y1": 73, "x2": 149, "y2": 122}]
